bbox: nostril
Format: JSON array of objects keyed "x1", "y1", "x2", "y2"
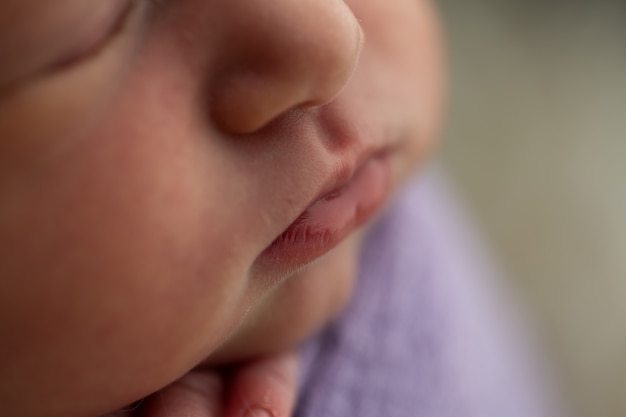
[
  {"x1": 208, "y1": 1, "x2": 364, "y2": 134},
  {"x1": 210, "y1": 70, "x2": 313, "y2": 134}
]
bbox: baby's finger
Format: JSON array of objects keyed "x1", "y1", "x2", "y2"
[
  {"x1": 139, "y1": 370, "x2": 225, "y2": 417},
  {"x1": 226, "y1": 351, "x2": 299, "y2": 417}
]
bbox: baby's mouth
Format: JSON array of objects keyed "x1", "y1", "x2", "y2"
[{"x1": 257, "y1": 151, "x2": 392, "y2": 270}]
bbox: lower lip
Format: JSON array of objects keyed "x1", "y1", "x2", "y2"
[{"x1": 259, "y1": 154, "x2": 391, "y2": 268}]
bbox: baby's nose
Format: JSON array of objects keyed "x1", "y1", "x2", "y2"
[{"x1": 210, "y1": 0, "x2": 363, "y2": 134}]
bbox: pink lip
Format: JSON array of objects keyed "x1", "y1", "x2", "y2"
[{"x1": 258, "y1": 152, "x2": 392, "y2": 268}]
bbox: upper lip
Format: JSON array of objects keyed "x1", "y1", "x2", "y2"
[
  {"x1": 258, "y1": 107, "x2": 395, "y2": 246},
  {"x1": 280, "y1": 146, "x2": 389, "y2": 229},
  {"x1": 314, "y1": 147, "x2": 386, "y2": 203}
]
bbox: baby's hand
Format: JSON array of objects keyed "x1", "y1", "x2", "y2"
[{"x1": 106, "y1": 351, "x2": 298, "y2": 417}]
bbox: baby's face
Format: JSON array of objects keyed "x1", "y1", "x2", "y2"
[{"x1": 0, "y1": 0, "x2": 444, "y2": 416}]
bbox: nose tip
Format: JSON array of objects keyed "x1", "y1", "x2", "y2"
[{"x1": 210, "y1": 0, "x2": 364, "y2": 134}]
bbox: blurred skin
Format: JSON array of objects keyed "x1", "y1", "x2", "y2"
[{"x1": 0, "y1": 0, "x2": 445, "y2": 416}]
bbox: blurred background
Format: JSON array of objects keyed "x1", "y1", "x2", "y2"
[{"x1": 436, "y1": 1, "x2": 626, "y2": 416}]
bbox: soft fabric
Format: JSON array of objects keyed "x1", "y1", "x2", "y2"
[{"x1": 296, "y1": 165, "x2": 559, "y2": 417}]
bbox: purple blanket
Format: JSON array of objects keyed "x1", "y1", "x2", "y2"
[{"x1": 296, "y1": 165, "x2": 560, "y2": 417}]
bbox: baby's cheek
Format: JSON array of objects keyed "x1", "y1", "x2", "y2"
[
  {"x1": 347, "y1": 0, "x2": 445, "y2": 180},
  {"x1": 0, "y1": 125, "x2": 253, "y2": 417}
]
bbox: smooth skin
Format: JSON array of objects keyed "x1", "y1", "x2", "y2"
[{"x1": 0, "y1": 0, "x2": 445, "y2": 416}]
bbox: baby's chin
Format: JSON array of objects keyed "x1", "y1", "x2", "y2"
[{"x1": 201, "y1": 233, "x2": 361, "y2": 367}]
